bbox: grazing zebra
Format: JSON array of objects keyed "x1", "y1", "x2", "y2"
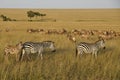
[
  {"x1": 19, "y1": 41, "x2": 56, "y2": 61},
  {"x1": 4, "y1": 42, "x2": 23, "y2": 61},
  {"x1": 76, "y1": 38, "x2": 105, "y2": 58}
]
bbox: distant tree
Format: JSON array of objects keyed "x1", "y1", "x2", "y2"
[
  {"x1": 0, "y1": 14, "x2": 7, "y2": 21},
  {"x1": 6, "y1": 17, "x2": 12, "y2": 21},
  {"x1": 0, "y1": 14, "x2": 5, "y2": 18},
  {"x1": 26, "y1": 10, "x2": 47, "y2": 21},
  {"x1": 34, "y1": 12, "x2": 41, "y2": 19},
  {"x1": 0, "y1": 14, "x2": 16, "y2": 21},
  {"x1": 12, "y1": 19, "x2": 16, "y2": 21},
  {"x1": 40, "y1": 14, "x2": 46, "y2": 20},
  {"x1": 27, "y1": 11, "x2": 35, "y2": 20}
]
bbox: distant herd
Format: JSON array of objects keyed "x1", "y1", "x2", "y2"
[
  {"x1": 1, "y1": 28, "x2": 120, "y2": 41},
  {"x1": 26, "y1": 28, "x2": 120, "y2": 40},
  {"x1": 2, "y1": 28, "x2": 120, "y2": 61}
]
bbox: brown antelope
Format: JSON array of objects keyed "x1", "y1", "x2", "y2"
[
  {"x1": 98, "y1": 34, "x2": 113, "y2": 40},
  {"x1": 5, "y1": 28, "x2": 10, "y2": 32},
  {"x1": 80, "y1": 34, "x2": 90, "y2": 39},
  {"x1": 116, "y1": 32, "x2": 120, "y2": 37},
  {"x1": 27, "y1": 29, "x2": 40, "y2": 33},
  {"x1": 57, "y1": 28, "x2": 67, "y2": 34},
  {"x1": 67, "y1": 33, "x2": 76, "y2": 42},
  {"x1": 71, "y1": 29, "x2": 80, "y2": 35},
  {"x1": 49, "y1": 29, "x2": 56, "y2": 34},
  {"x1": 4, "y1": 42, "x2": 23, "y2": 61}
]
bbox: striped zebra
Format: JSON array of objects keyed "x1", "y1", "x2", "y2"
[
  {"x1": 76, "y1": 38, "x2": 105, "y2": 58},
  {"x1": 19, "y1": 41, "x2": 56, "y2": 61}
]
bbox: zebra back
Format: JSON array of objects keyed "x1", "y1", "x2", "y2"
[
  {"x1": 19, "y1": 41, "x2": 56, "y2": 61},
  {"x1": 76, "y1": 39, "x2": 105, "y2": 57}
]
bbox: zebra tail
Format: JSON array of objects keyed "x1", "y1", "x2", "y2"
[
  {"x1": 19, "y1": 48, "x2": 23, "y2": 61},
  {"x1": 19, "y1": 52, "x2": 22, "y2": 61},
  {"x1": 76, "y1": 48, "x2": 78, "y2": 57}
]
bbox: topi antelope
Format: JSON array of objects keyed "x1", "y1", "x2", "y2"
[{"x1": 4, "y1": 42, "x2": 23, "y2": 61}]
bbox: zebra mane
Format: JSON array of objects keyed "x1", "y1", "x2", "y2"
[
  {"x1": 95, "y1": 40, "x2": 101, "y2": 43},
  {"x1": 98, "y1": 37, "x2": 105, "y2": 42},
  {"x1": 95, "y1": 39, "x2": 105, "y2": 44},
  {"x1": 42, "y1": 40, "x2": 55, "y2": 43}
]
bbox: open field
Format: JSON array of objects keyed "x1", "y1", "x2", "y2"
[{"x1": 0, "y1": 9, "x2": 120, "y2": 80}]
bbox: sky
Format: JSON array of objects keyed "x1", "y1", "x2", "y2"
[{"x1": 0, "y1": 0, "x2": 120, "y2": 9}]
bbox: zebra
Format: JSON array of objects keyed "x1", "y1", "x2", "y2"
[
  {"x1": 19, "y1": 41, "x2": 56, "y2": 61},
  {"x1": 76, "y1": 38, "x2": 105, "y2": 58}
]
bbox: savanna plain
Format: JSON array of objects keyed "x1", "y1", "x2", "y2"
[{"x1": 0, "y1": 9, "x2": 120, "y2": 80}]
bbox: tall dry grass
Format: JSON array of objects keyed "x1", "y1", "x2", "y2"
[{"x1": 0, "y1": 9, "x2": 120, "y2": 80}]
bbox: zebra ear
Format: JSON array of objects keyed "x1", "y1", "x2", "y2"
[
  {"x1": 98, "y1": 37, "x2": 105, "y2": 42},
  {"x1": 98, "y1": 36, "x2": 103, "y2": 40},
  {"x1": 20, "y1": 41, "x2": 22, "y2": 43},
  {"x1": 19, "y1": 41, "x2": 23, "y2": 44},
  {"x1": 51, "y1": 41, "x2": 54, "y2": 43}
]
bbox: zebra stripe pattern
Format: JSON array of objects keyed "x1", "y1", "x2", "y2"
[
  {"x1": 76, "y1": 38, "x2": 105, "y2": 58},
  {"x1": 19, "y1": 41, "x2": 56, "y2": 61}
]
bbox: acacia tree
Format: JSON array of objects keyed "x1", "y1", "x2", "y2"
[
  {"x1": 0, "y1": 14, "x2": 13, "y2": 21},
  {"x1": 40, "y1": 14, "x2": 46, "y2": 20},
  {"x1": 27, "y1": 11, "x2": 35, "y2": 20},
  {"x1": 27, "y1": 10, "x2": 47, "y2": 21},
  {"x1": 34, "y1": 12, "x2": 41, "y2": 19},
  {"x1": 0, "y1": 14, "x2": 7, "y2": 21},
  {"x1": 34, "y1": 12, "x2": 46, "y2": 20}
]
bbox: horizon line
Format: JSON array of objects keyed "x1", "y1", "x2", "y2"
[{"x1": 0, "y1": 8, "x2": 120, "y2": 9}]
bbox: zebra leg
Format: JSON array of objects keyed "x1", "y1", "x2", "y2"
[
  {"x1": 37, "y1": 53, "x2": 43, "y2": 60},
  {"x1": 26, "y1": 53, "x2": 31, "y2": 61},
  {"x1": 78, "y1": 49, "x2": 83, "y2": 58},
  {"x1": 95, "y1": 52, "x2": 97, "y2": 58},
  {"x1": 38, "y1": 50, "x2": 43, "y2": 60},
  {"x1": 40, "y1": 48, "x2": 44, "y2": 60},
  {"x1": 80, "y1": 51, "x2": 83, "y2": 58},
  {"x1": 40, "y1": 53, "x2": 43, "y2": 60},
  {"x1": 19, "y1": 49, "x2": 25, "y2": 61},
  {"x1": 93, "y1": 51, "x2": 97, "y2": 58}
]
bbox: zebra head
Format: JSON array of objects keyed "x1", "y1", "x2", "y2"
[
  {"x1": 42, "y1": 41, "x2": 56, "y2": 52},
  {"x1": 50, "y1": 42, "x2": 56, "y2": 52},
  {"x1": 96, "y1": 38, "x2": 106, "y2": 49}
]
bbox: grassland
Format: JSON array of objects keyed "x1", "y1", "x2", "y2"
[{"x1": 0, "y1": 9, "x2": 120, "y2": 80}]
